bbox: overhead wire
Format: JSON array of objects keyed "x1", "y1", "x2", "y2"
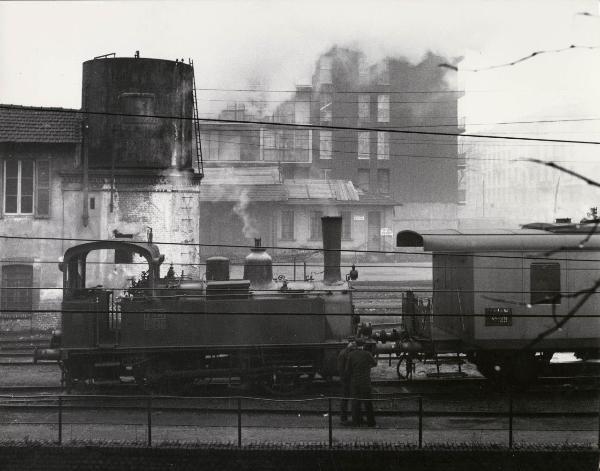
[
  {"x1": 195, "y1": 135, "x2": 598, "y2": 164},
  {"x1": 1, "y1": 309, "x2": 598, "y2": 318},
  {"x1": 2, "y1": 104, "x2": 599, "y2": 145},
  {"x1": 3, "y1": 233, "x2": 600, "y2": 264}
]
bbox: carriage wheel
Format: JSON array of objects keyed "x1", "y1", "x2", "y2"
[
  {"x1": 395, "y1": 353, "x2": 413, "y2": 380},
  {"x1": 475, "y1": 351, "x2": 542, "y2": 388}
]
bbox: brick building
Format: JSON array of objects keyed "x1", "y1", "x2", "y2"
[
  {"x1": 0, "y1": 105, "x2": 82, "y2": 330},
  {"x1": 307, "y1": 47, "x2": 463, "y2": 202}
]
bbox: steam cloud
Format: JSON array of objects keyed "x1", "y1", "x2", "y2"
[{"x1": 232, "y1": 188, "x2": 260, "y2": 239}]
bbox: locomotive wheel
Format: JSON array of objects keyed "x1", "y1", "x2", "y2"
[
  {"x1": 258, "y1": 370, "x2": 314, "y2": 396},
  {"x1": 136, "y1": 360, "x2": 195, "y2": 396}
]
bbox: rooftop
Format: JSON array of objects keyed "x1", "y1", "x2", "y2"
[{"x1": 0, "y1": 105, "x2": 82, "y2": 143}]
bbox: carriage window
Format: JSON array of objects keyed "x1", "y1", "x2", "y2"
[{"x1": 530, "y1": 263, "x2": 561, "y2": 304}]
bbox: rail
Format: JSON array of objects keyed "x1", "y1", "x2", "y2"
[{"x1": 0, "y1": 392, "x2": 596, "y2": 448}]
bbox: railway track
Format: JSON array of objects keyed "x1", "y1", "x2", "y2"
[{"x1": 0, "y1": 373, "x2": 596, "y2": 400}]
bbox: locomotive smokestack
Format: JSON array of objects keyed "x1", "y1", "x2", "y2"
[
  {"x1": 254, "y1": 238, "x2": 261, "y2": 248},
  {"x1": 321, "y1": 216, "x2": 342, "y2": 284}
]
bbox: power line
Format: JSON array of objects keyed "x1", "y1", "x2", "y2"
[
  {"x1": 197, "y1": 135, "x2": 598, "y2": 164},
  {"x1": 3, "y1": 234, "x2": 600, "y2": 264},
  {"x1": 1, "y1": 308, "x2": 598, "y2": 318},
  {"x1": 196, "y1": 87, "x2": 467, "y2": 94},
  {"x1": 2, "y1": 104, "x2": 599, "y2": 146}
]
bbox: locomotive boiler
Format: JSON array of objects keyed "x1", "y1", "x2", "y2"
[{"x1": 50, "y1": 216, "x2": 356, "y2": 394}]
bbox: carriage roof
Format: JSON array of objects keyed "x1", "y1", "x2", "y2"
[{"x1": 397, "y1": 226, "x2": 600, "y2": 252}]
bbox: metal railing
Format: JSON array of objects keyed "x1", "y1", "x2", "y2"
[{"x1": 0, "y1": 392, "x2": 597, "y2": 448}]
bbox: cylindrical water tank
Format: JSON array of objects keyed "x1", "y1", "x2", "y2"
[
  {"x1": 206, "y1": 256, "x2": 230, "y2": 281},
  {"x1": 82, "y1": 56, "x2": 194, "y2": 171}
]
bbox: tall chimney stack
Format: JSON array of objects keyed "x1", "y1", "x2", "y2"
[{"x1": 321, "y1": 216, "x2": 342, "y2": 284}]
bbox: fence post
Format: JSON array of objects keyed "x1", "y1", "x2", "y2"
[
  {"x1": 293, "y1": 257, "x2": 297, "y2": 281},
  {"x1": 147, "y1": 397, "x2": 152, "y2": 447},
  {"x1": 508, "y1": 393, "x2": 513, "y2": 449},
  {"x1": 418, "y1": 396, "x2": 423, "y2": 449},
  {"x1": 237, "y1": 397, "x2": 242, "y2": 448},
  {"x1": 328, "y1": 398, "x2": 333, "y2": 448},
  {"x1": 57, "y1": 395, "x2": 62, "y2": 446},
  {"x1": 303, "y1": 261, "x2": 307, "y2": 281}
]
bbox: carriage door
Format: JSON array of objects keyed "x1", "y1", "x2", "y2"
[{"x1": 367, "y1": 211, "x2": 381, "y2": 251}]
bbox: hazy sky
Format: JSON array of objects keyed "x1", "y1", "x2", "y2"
[{"x1": 1, "y1": 0, "x2": 599, "y2": 127}]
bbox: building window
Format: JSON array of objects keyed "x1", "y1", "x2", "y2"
[
  {"x1": 377, "y1": 169, "x2": 390, "y2": 194},
  {"x1": 4, "y1": 160, "x2": 34, "y2": 214},
  {"x1": 341, "y1": 211, "x2": 352, "y2": 240},
  {"x1": 530, "y1": 263, "x2": 561, "y2": 304},
  {"x1": 320, "y1": 130, "x2": 332, "y2": 159},
  {"x1": 309, "y1": 211, "x2": 323, "y2": 240},
  {"x1": 358, "y1": 55, "x2": 370, "y2": 84},
  {"x1": 358, "y1": 94, "x2": 370, "y2": 121},
  {"x1": 3, "y1": 160, "x2": 50, "y2": 217},
  {"x1": 358, "y1": 132, "x2": 370, "y2": 159},
  {"x1": 281, "y1": 210, "x2": 294, "y2": 240},
  {"x1": 262, "y1": 130, "x2": 277, "y2": 161},
  {"x1": 376, "y1": 60, "x2": 390, "y2": 85},
  {"x1": 377, "y1": 95, "x2": 390, "y2": 123},
  {"x1": 281, "y1": 165, "x2": 295, "y2": 180},
  {"x1": 358, "y1": 169, "x2": 370, "y2": 193},
  {"x1": 377, "y1": 132, "x2": 389, "y2": 160},
  {"x1": 320, "y1": 93, "x2": 332, "y2": 123},
  {"x1": 319, "y1": 56, "x2": 332, "y2": 84},
  {"x1": 35, "y1": 160, "x2": 50, "y2": 217},
  {"x1": 1, "y1": 265, "x2": 33, "y2": 319}
]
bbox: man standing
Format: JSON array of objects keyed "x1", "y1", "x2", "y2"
[
  {"x1": 336, "y1": 339, "x2": 356, "y2": 424},
  {"x1": 345, "y1": 338, "x2": 377, "y2": 427}
]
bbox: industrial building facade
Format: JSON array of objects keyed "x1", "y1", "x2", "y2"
[{"x1": 202, "y1": 47, "x2": 464, "y2": 237}]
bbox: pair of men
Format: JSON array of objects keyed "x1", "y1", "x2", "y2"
[{"x1": 337, "y1": 338, "x2": 377, "y2": 427}]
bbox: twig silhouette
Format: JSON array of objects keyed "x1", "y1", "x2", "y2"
[
  {"x1": 527, "y1": 159, "x2": 600, "y2": 188},
  {"x1": 439, "y1": 45, "x2": 600, "y2": 72},
  {"x1": 521, "y1": 278, "x2": 600, "y2": 350}
]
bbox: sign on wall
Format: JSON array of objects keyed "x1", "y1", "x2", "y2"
[
  {"x1": 380, "y1": 228, "x2": 393, "y2": 236},
  {"x1": 353, "y1": 215, "x2": 365, "y2": 221}
]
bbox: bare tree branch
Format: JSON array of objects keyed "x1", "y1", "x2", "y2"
[
  {"x1": 439, "y1": 45, "x2": 600, "y2": 72},
  {"x1": 527, "y1": 159, "x2": 600, "y2": 188}
]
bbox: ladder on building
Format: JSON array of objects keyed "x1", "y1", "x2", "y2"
[{"x1": 189, "y1": 59, "x2": 204, "y2": 179}]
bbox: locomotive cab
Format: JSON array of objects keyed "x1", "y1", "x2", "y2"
[{"x1": 59, "y1": 241, "x2": 164, "y2": 349}]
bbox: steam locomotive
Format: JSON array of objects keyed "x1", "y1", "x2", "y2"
[
  {"x1": 38, "y1": 216, "x2": 600, "y2": 391},
  {"x1": 43, "y1": 217, "x2": 356, "y2": 394}
]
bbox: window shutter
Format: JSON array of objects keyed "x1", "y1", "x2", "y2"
[
  {"x1": 35, "y1": 160, "x2": 50, "y2": 218},
  {"x1": 0, "y1": 160, "x2": 3, "y2": 219}
]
